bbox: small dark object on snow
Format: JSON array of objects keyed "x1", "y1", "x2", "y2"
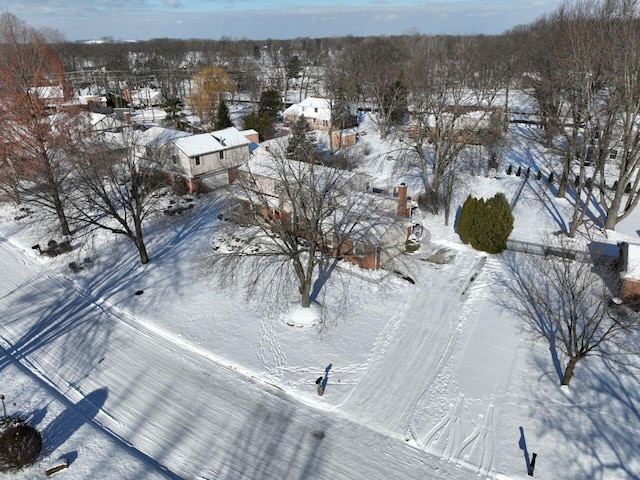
[
  {"x1": 402, "y1": 275, "x2": 415, "y2": 284},
  {"x1": 45, "y1": 457, "x2": 69, "y2": 476},
  {"x1": 315, "y1": 376, "x2": 323, "y2": 385},
  {"x1": 312, "y1": 430, "x2": 325, "y2": 440},
  {"x1": 528, "y1": 452, "x2": 537, "y2": 476},
  {"x1": 135, "y1": 290, "x2": 144, "y2": 296},
  {"x1": 31, "y1": 244, "x2": 41, "y2": 252}
]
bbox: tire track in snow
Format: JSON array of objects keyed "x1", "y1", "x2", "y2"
[
  {"x1": 423, "y1": 393, "x2": 466, "y2": 461},
  {"x1": 408, "y1": 253, "x2": 495, "y2": 475},
  {"x1": 457, "y1": 403, "x2": 494, "y2": 476},
  {"x1": 340, "y1": 248, "x2": 486, "y2": 437}
]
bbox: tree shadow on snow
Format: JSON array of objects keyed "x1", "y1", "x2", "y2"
[
  {"x1": 0, "y1": 281, "x2": 114, "y2": 379},
  {"x1": 495, "y1": 252, "x2": 564, "y2": 383},
  {"x1": 42, "y1": 387, "x2": 108, "y2": 456},
  {"x1": 217, "y1": 401, "x2": 330, "y2": 480},
  {"x1": 533, "y1": 359, "x2": 640, "y2": 479}
]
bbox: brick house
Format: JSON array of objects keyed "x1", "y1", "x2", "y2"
[
  {"x1": 619, "y1": 242, "x2": 640, "y2": 301},
  {"x1": 228, "y1": 151, "x2": 420, "y2": 270},
  {"x1": 409, "y1": 106, "x2": 503, "y2": 145}
]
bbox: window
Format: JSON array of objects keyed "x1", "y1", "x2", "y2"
[
  {"x1": 314, "y1": 107, "x2": 318, "y2": 113},
  {"x1": 194, "y1": 156, "x2": 201, "y2": 166},
  {"x1": 219, "y1": 150, "x2": 224, "y2": 161},
  {"x1": 609, "y1": 149, "x2": 618, "y2": 160},
  {"x1": 324, "y1": 234, "x2": 334, "y2": 249},
  {"x1": 172, "y1": 154, "x2": 178, "y2": 165},
  {"x1": 322, "y1": 120, "x2": 328, "y2": 127},
  {"x1": 354, "y1": 241, "x2": 365, "y2": 257}
]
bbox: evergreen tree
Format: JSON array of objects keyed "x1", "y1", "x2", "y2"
[
  {"x1": 214, "y1": 98, "x2": 233, "y2": 130},
  {"x1": 458, "y1": 193, "x2": 513, "y2": 254},
  {"x1": 385, "y1": 78, "x2": 409, "y2": 125},
  {"x1": 243, "y1": 112, "x2": 275, "y2": 141},
  {"x1": 162, "y1": 97, "x2": 189, "y2": 131},
  {"x1": 331, "y1": 90, "x2": 358, "y2": 130},
  {"x1": 471, "y1": 193, "x2": 513, "y2": 254},
  {"x1": 507, "y1": 164, "x2": 513, "y2": 175},
  {"x1": 258, "y1": 89, "x2": 283, "y2": 122},
  {"x1": 457, "y1": 195, "x2": 476, "y2": 244},
  {"x1": 286, "y1": 115, "x2": 316, "y2": 163}
]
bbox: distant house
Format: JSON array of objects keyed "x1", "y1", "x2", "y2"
[
  {"x1": 283, "y1": 95, "x2": 332, "y2": 131},
  {"x1": 619, "y1": 242, "x2": 640, "y2": 301},
  {"x1": 80, "y1": 112, "x2": 130, "y2": 134},
  {"x1": 409, "y1": 106, "x2": 503, "y2": 145},
  {"x1": 29, "y1": 85, "x2": 65, "y2": 111},
  {"x1": 228, "y1": 151, "x2": 421, "y2": 270},
  {"x1": 129, "y1": 88, "x2": 163, "y2": 108},
  {"x1": 160, "y1": 126, "x2": 252, "y2": 193}
]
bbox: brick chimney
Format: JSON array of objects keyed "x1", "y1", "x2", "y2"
[{"x1": 397, "y1": 183, "x2": 408, "y2": 218}]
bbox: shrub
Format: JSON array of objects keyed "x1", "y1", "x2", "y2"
[
  {"x1": 537, "y1": 170, "x2": 542, "y2": 180},
  {"x1": 457, "y1": 195, "x2": 480, "y2": 245},
  {"x1": 548, "y1": 171, "x2": 554, "y2": 183},
  {"x1": 405, "y1": 236, "x2": 420, "y2": 252},
  {"x1": 506, "y1": 164, "x2": 513, "y2": 175},
  {"x1": 457, "y1": 193, "x2": 513, "y2": 254},
  {"x1": 516, "y1": 166, "x2": 522, "y2": 177},
  {"x1": 172, "y1": 176, "x2": 189, "y2": 196},
  {"x1": 0, "y1": 425, "x2": 42, "y2": 472}
]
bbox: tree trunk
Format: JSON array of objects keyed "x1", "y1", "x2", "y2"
[
  {"x1": 54, "y1": 197, "x2": 70, "y2": 236},
  {"x1": 604, "y1": 190, "x2": 624, "y2": 230},
  {"x1": 561, "y1": 356, "x2": 580, "y2": 386},
  {"x1": 132, "y1": 218, "x2": 149, "y2": 264},
  {"x1": 300, "y1": 278, "x2": 312, "y2": 308},
  {"x1": 135, "y1": 237, "x2": 150, "y2": 265}
]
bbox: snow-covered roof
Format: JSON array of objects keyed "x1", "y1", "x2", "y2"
[
  {"x1": 173, "y1": 127, "x2": 250, "y2": 157},
  {"x1": 130, "y1": 88, "x2": 162, "y2": 106},
  {"x1": 135, "y1": 126, "x2": 190, "y2": 148},
  {"x1": 29, "y1": 85, "x2": 63, "y2": 100},
  {"x1": 283, "y1": 96, "x2": 331, "y2": 121}
]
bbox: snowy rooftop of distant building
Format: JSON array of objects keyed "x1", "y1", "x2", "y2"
[{"x1": 173, "y1": 127, "x2": 250, "y2": 157}]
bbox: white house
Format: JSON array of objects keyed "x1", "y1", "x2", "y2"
[
  {"x1": 283, "y1": 95, "x2": 332, "y2": 131},
  {"x1": 130, "y1": 88, "x2": 163, "y2": 108},
  {"x1": 166, "y1": 126, "x2": 252, "y2": 193}
]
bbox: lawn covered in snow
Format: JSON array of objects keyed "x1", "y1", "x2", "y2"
[{"x1": 0, "y1": 112, "x2": 639, "y2": 479}]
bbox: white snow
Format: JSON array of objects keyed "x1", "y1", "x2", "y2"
[{"x1": 0, "y1": 112, "x2": 639, "y2": 479}]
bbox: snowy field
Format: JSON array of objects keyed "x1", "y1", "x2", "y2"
[{"x1": 1, "y1": 113, "x2": 640, "y2": 479}]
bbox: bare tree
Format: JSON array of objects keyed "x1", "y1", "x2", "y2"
[
  {"x1": 0, "y1": 13, "x2": 75, "y2": 235},
  {"x1": 504, "y1": 240, "x2": 640, "y2": 386},
  {"x1": 403, "y1": 35, "x2": 503, "y2": 218},
  {"x1": 205, "y1": 139, "x2": 408, "y2": 309},
  {"x1": 67, "y1": 127, "x2": 168, "y2": 264}
]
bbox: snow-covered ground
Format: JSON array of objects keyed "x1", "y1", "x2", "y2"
[{"x1": 1, "y1": 112, "x2": 640, "y2": 479}]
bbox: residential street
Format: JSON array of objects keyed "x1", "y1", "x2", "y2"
[{"x1": 0, "y1": 237, "x2": 479, "y2": 479}]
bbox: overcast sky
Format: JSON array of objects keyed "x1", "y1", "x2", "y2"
[{"x1": 4, "y1": 0, "x2": 565, "y2": 42}]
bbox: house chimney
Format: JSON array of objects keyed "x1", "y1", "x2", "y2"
[{"x1": 397, "y1": 183, "x2": 408, "y2": 218}]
